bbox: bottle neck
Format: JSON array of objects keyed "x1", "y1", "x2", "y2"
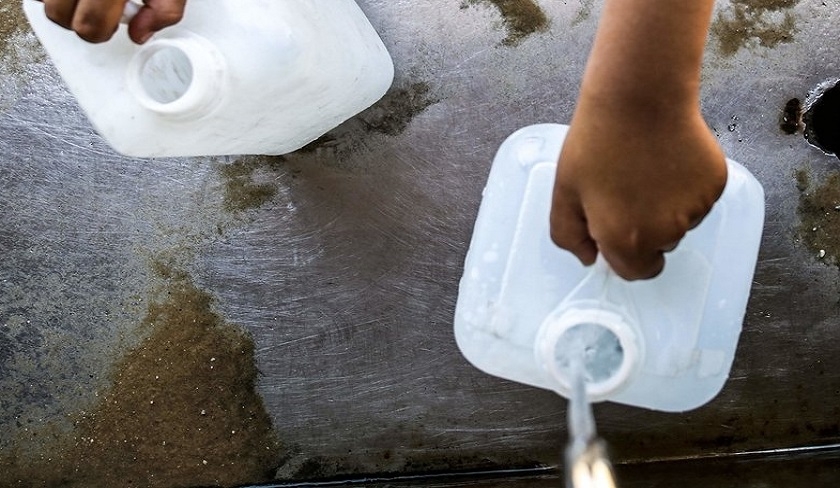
[
  {"x1": 536, "y1": 305, "x2": 640, "y2": 401},
  {"x1": 126, "y1": 31, "x2": 227, "y2": 119}
]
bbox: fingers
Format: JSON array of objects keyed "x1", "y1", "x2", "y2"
[
  {"x1": 42, "y1": 0, "x2": 79, "y2": 30},
  {"x1": 599, "y1": 243, "x2": 666, "y2": 281},
  {"x1": 550, "y1": 191, "x2": 598, "y2": 267},
  {"x1": 41, "y1": 0, "x2": 187, "y2": 44},
  {"x1": 128, "y1": 0, "x2": 187, "y2": 44},
  {"x1": 44, "y1": 0, "x2": 124, "y2": 43},
  {"x1": 595, "y1": 212, "x2": 695, "y2": 281}
]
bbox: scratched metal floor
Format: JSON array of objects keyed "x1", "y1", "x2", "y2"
[{"x1": 3, "y1": 1, "x2": 840, "y2": 487}]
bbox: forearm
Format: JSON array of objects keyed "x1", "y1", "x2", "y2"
[{"x1": 578, "y1": 0, "x2": 716, "y2": 119}]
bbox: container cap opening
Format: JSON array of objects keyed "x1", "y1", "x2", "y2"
[
  {"x1": 537, "y1": 307, "x2": 639, "y2": 400},
  {"x1": 126, "y1": 33, "x2": 226, "y2": 118},
  {"x1": 137, "y1": 45, "x2": 193, "y2": 104}
]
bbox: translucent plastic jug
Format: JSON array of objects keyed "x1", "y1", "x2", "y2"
[
  {"x1": 454, "y1": 124, "x2": 765, "y2": 412},
  {"x1": 23, "y1": 0, "x2": 394, "y2": 157}
]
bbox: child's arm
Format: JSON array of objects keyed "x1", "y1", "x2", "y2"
[
  {"x1": 550, "y1": 0, "x2": 726, "y2": 280},
  {"x1": 42, "y1": 0, "x2": 186, "y2": 44}
]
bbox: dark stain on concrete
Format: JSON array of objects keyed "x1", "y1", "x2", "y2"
[
  {"x1": 461, "y1": 0, "x2": 549, "y2": 46},
  {"x1": 219, "y1": 156, "x2": 287, "y2": 212},
  {"x1": 1, "y1": 261, "x2": 284, "y2": 487},
  {"x1": 293, "y1": 81, "x2": 438, "y2": 163},
  {"x1": 356, "y1": 82, "x2": 438, "y2": 137},
  {"x1": 780, "y1": 97, "x2": 803, "y2": 135},
  {"x1": 572, "y1": 0, "x2": 595, "y2": 26},
  {"x1": 711, "y1": 0, "x2": 800, "y2": 56},
  {"x1": 796, "y1": 169, "x2": 840, "y2": 266}
]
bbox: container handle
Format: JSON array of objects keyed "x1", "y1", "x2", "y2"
[{"x1": 120, "y1": 0, "x2": 142, "y2": 24}]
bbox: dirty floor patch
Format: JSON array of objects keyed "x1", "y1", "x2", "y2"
[
  {"x1": 357, "y1": 82, "x2": 439, "y2": 137},
  {"x1": 0, "y1": 1, "x2": 26, "y2": 55},
  {"x1": 461, "y1": 0, "x2": 549, "y2": 46},
  {"x1": 1, "y1": 262, "x2": 284, "y2": 488},
  {"x1": 711, "y1": 0, "x2": 800, "y2": 56},
  {"x1": 219, "y1": 156, "x2": 287, "y2": 212},
  {"x1": 796, "y1": 169, "x2": 840, "y2": 266},
  {"x1": 1, "y1": 0, "x2": 43, "y2": 111},
  {"x1": 293, "y1": 81, "x2": 439, "y2": 164}
]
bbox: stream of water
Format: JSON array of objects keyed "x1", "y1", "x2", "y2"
[{"x1": 565, "y1": 355, "x2": 618, "y2": 488}]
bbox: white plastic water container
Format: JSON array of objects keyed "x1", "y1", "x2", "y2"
[
  {"x1": 22, "y1": 0, "x2": 394, "y2": 157},
  {"x1": 454, "y1": 124, "x2": 765, "y2": 412}
]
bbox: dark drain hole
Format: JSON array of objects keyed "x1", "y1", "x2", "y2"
[{"x1": 803, "y1": 79, "x2": 840, "y2": 160}]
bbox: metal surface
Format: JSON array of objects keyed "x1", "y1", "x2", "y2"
[{"x1": 3, "y1": 0, "x2": 840, "y2": 486}]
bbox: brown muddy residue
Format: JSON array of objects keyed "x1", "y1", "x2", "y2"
[
  {"x1": 796, "y1": 169, "x2": 840, "y2": 266},
  {"x1": 357, "y1": 81, "x2": 438, "y2": 136},
  {"x1": 0, "y1": 1, "x2": 26, "y2": 55},
  {"x1": 219, "y1": 156, "x2": 287, "y2": 212},
  {"x1": 711, "y1": 0, "x2": 800, "y2": 56},
  {"x1": 294, "y1": 81, "x2": 438, "y2": 162},
  {"x1": 1, "y1": 1, "x2": 44, "y2": 112},
  {"x1": 1, "y1": 262, "x2": 284, "y2": 487},
  {"x1": 462, "y1": 0, "x2": 549, "y2": 46}
]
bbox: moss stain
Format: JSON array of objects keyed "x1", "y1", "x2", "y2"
[
  {"x1": 462, "y1": 0, "x2": 549, "y2": 46},
  {"x1": 219, "y1": 156, "x2": 286, "y2": 212},
  {"x1": 796, "y1": 169, "x2": 840, "y2": 266},
  {"x1": 1, "y1": 262, "x2": 284, "y2": 487},
  {"x1": 711, "y1": 0, "x2": 800, "y2": 56}
]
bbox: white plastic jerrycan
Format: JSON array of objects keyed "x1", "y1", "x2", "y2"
[
  {"x1": 454, "y1": 124, "x2": 765, "y2": 412},
  {"x1": 23, "y1": 0, "x2": 394, "y2": 157}
]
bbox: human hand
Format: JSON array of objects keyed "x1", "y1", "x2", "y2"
[
  {"x1": 549, "y1": 102, "x2": 727, "y2": 281},
  {"x1": 42, "y1": 0, "x2": 187, "y2": 44},
  {"x1": 549, "y1": 0, "x2": 723, "y2": 281}
]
